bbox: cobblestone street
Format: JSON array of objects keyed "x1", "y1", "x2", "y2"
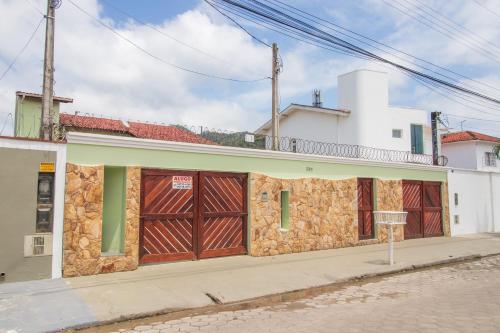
[{"x1": 109, "y1": 256, "x2": 500, "y2": 333}]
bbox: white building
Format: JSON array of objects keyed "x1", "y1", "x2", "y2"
[
  {"x1": 442, "y1": 131, "x2": 500, "y2": 236},
  {"x1": 441, "y1": 131, "x2": 499, "y2": 171},
  {"x1": 256, "y1": 69, "x2": 432, "y2": 155}
]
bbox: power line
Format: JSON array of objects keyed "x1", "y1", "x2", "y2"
[
  {"x1": 0, "y1": 17, "x2": 44, "y2": 81},
  {"x1": 100, "y1": 0, "x2": 233, "y2": 64},
  {"x1": 204, "y1": 0, "x2": 271, "y2": 47},
  {"x1": 67, "y1": 0, "x2": 270, "y2": 83},
  {"x1": 210, "y1": 0, "x2": 500, "y2": 109},
  {"x1": 473, "y1": 0, "x2": 500, "y2": 20},
  {"x1": 410, "y1": 0, "x2": 500, "y2": 53},
  {"x1": 23, "y1": 0, "x2": 45, "y2": 15},
  {"x1": 268, "y1": 0, "x2": 500, "y2": 96},
  {"x1": 381, "y1": 0, "x2": 500, "y2": 64},
  {"x1": 0, "y1": 112, "x2": 13, "y2": 135},
  {"x1": 445, "y1": 113, "x2": 500, "y2": 123}
]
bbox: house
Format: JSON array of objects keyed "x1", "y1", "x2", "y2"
[
  {"x1": 14, "y1": 91, "x2": 73, "y2": 138},
  {"x1": 256, "y1": 69, "x2": 433, "y2": 156},
  {"x1": 441, "y1": 131, "x2": 500, "y2": 236},
  {"x1": 441, "y1": 131, "x2": 499, "y2": 171},
  {"x1": 60, "y1": 130, "x2": 450, "y2": 277},
  {"x1": 5, "y1": 89, "x2": 451, "y2": 281}
]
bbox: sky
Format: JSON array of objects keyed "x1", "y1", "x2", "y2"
[{"x1": 1, "y1": 0, "x2": 500, "y2": 137}]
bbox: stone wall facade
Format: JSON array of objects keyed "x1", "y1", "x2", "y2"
[
  {"x1": 249, "y1": 173, "x2": 358, "y2": 256},
  {"x1": 375, "y1": 179, "x2": 405, "y2": 243},
  {"x1": 63, "y1": 164, "x2": 141, "y2": 277}
]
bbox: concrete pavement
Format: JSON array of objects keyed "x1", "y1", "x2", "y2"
[
  {"x1": 1, "y1": 234, "x2": 500, "y2": 333},
  {"x1": 110, "y1": 255, "x2": 500, "y2": 333}
]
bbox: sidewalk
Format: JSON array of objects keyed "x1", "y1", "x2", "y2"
[{"x1": 1, "y1": 234, "x2": 500, "y2": 333}]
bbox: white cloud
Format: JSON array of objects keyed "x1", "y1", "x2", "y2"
[{"x1": 0, "y1": 0, "x2": 499, "y2": 138}]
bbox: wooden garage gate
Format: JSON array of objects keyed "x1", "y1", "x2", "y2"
[
  {"x1": 403, "y1": 180, "x2": 443, "y2": 239},
  {"x1": 139, "y1": 169, "x2": 247, "y2": 264}
]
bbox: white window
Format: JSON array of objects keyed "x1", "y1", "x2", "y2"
[
  {"x1": 485, "y1": 152, "x2": 497, "y2": 167},
  {"x1": 392, "y1": 129, "x2": 403, "y2": 138}
]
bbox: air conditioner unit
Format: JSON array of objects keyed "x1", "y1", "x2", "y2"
[{"x1": 24, "y1": 234, "x2": 53, "y2": 257}]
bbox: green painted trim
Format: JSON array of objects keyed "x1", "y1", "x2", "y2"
[
  {"x1": 102, "y1": 166, "x2": 126, "y2": 254},
  {"x1": 14, "y1": 97, "x2": 60, "y2": 138},
  {"x1": 281, "y1": 191, "x2": 290, "y2": 230},
  {"x1": 67, "y1": 144, "x2": 447, "y2": 182}
]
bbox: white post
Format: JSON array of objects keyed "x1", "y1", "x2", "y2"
[{"x1": 388, "y1": 225, "x2": 394, "y2": 265}]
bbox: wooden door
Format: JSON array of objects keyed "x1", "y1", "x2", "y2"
[
  {"x1": 139, "y1": 169, "x2": 247, "y2": 264},
  {"x1": 140, "y1": 170, "x2": 198, "y2": 264},
  {"x1": 358, "y1": 178, "x2": 374, "y2": 240},
  {"x1": 199, "y1": 172, "x2": 248, "y2": 259},
  {"x1": 423, "y1": 182, "x2": 443, "y2": 237},
  {"x1": 403, "y1": 180, "x2": 423, "y2": 239}
]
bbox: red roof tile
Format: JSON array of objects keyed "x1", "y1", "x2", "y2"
[
  {"x1": 128, "y1": 122, "x2": 214, "y2": 145},
  {"x1": 60, "y1": 113, "x2": 128, "y2": 132},
  {"x1": 442, "y1": 131, "x2": 499, "y2": 144},
  {"x1": 60, "y1": 113, "x2": 213, "y2": 145}
]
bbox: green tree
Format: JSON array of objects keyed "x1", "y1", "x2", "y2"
[{"x1": 494, "y1": 145, "x2": 500, "y2": 159}]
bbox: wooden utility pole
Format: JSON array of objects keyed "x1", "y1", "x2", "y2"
[
  {"x1": 271, "y1": 43, "x2": 280, "y2": 151},
  {"x1": 41, "y1": 0, "x2": 56, "y2": 141}
]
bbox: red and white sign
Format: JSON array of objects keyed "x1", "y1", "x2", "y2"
[{"x1": 172, "y1": 176, "x2": 193, "y2": 190}]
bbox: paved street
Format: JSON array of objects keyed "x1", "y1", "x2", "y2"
[{"x1": 110, "y1": 256, "x2": 500, "y2": 333}]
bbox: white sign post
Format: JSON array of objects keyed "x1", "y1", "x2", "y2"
[{"x1": 374, "y1": 211, "x2": 408, "y2": 265}]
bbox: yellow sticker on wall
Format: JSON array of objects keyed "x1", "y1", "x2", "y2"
[{"x1": 40, "y1": 162, "x2": 55, "y2": 173}]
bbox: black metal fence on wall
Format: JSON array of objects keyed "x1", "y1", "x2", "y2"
[
  {"x1": 56, "y1": 119, "x2": 448, "y2": 167},
  {"x1": 196, "y1": 129, "x2": 448, "y2": 166}
]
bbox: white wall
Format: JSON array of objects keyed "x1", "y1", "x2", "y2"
[
  {"x1": 337, "y1": 70, "x2": 431, "y2": 153},
  {"x1": 264, "y1": 110, "x2": 340, "y2": 143},
  {"x1": 442, "y1": 141, "x2": 478, "y2": 170},
  {"x1": 388, "y1": 106, "x2": 431, "y2": 154},
  {"x1": 442, "y1": 141, "x2": 499, "y2": 171},
  {"x1": 476, "y1": 141, "x2": 500, "y2": 172},
  {"x1": 448, "y1": 169, "x2": 500, "y2": 235},
  {"x1": 337, "y1": 70, "x2": 389, "y2": 149},
  {"x1": 0, "y1": 138, "x2": 66, "y2": 279}
]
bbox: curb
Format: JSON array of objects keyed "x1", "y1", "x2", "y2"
[{"x1": 62, "y1": 252, "x2": 500, "y2": 332}]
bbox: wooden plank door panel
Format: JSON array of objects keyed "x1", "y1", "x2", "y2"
[
  {"x1": 140, "y1": 170, "x2": 197, "y2": 264},
  {"x1": 358, "y1": 178, "x2": 374, "y2": 240},
  {"x1": 403, "y1": 180, "x2": 423, "y2": 239},
  {"x1": 423, "y1": 182, "x2": 443, "y2": 237},
  {"x1": 199, "y1": 172, "x2": 247, "y2": 259}
]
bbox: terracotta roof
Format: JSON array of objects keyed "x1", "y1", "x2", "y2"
[
  {"x1": 442, "y1": 131, "x2": 500, "y2": 144},
  {"x1": 128, "y1": 122, "x2": 214, "y2": 145},
  {"x1": 16, "y1": 91, "x2": 73, "y2": 103},
  {"x1": 60, "y1": 113, "x2": 213, "y2": 145},
  {"x1": 60, "y1": 113, "x2": 128, "y2": 132}
]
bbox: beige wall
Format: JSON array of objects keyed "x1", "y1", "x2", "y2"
[
  {"x1": 0, "y1": 147, "x2": 55, "y2": 282},
  {"x1": 249, "y1": 173, "x2": 359, "y2": 256},
  {"x1": 62, "y1": 164, "x2": 140, "y2": 277},
  {"x1": 249, "y1": 174, "x2": 451, "y2": 257}
]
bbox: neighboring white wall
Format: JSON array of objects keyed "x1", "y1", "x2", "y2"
[
  {"x1": 388, "y1": 106, "x2": 431, "y2": 154},
  {"x1": 337, "y1": 70, "x2": 389, "y2": 149},
  {"x1": 448, "y1": 169, "x2": 500, "y2": 235},
  {"x1": 476, "y1": 141, "x2": 500, "y2": 172},
  {"x1": 264, "y1": 110, "x2": 339, "y2": 143},
  {"x1": 0, "y1": 138, "x2": 66, "y2": 279},
  {"x1": 442, "y1": 141, "x2": 478, "y2": 170},
  {"x1": 442, "y1": 141, "x2": 499, "y2": 171},
  {"x1": 337, "y1": 70, "x2": 431, "y2": 152}
]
